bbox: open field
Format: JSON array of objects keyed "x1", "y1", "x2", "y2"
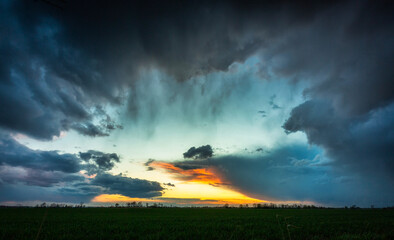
[{"x1": 1, "y1": 208, "x2": 393, "y2": 240}]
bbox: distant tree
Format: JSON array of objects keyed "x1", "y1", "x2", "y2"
[{"x1": 115, "y1": 203, "x2": 119, "y2": 208}]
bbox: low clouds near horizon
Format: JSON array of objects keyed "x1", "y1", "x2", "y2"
[
  {"x1": 0, "y1": 134, "x2": 164, "y2": 203},
  {"x1": 148, "y1": 144, "x2": 393, "y2": 206}
]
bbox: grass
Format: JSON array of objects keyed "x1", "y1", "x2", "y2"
[{"x1": 1, "y1": 208, "x2": 393, "y2": 240}]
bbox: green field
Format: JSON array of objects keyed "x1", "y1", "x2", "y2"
[{"x1": 1, "y1": 208, "x2": 393, "y2": 240}]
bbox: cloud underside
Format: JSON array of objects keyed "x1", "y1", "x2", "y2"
[
  {"x1": 0, "y1": 135, "x2": 163, "y2": 202},
  {"x1": 1, "y1": 1, "x2": 392, "y2": 139},
  {"x1": 148, "y1": 142, "x2": 394, "y2": 206}
]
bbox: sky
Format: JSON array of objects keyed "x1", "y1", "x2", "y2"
[{"x1": 0, "y1": 0, "x2": 393, "y2": 207}]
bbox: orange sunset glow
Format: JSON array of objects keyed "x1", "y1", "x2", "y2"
[{"x1": 149, "y1": 161, "x2": 225, "y2": 186}]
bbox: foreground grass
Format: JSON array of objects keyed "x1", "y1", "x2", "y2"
[{"x1": 1, "y1": 208, "x2": 393, "y2": 240}]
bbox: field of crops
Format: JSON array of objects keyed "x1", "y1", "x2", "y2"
[{"x1": 1, "y1": 208, "x2": 393, "y2": 240}]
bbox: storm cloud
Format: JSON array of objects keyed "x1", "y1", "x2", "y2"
[
  {"x1": 91, "y1": 173, "x2": 163, "y2": 198},
  {"x1": 152, "y1": 144, "x2": 394, "y2": 206},
  {"x1": 0, "y1": 0, "x2": 362, "y2": 140},
  {"x1": 0, "y1": 0, "x2": 393, "y2": 206},
  {"x1": 283, "y1": 100, "x2": 394, "y2": 182},
  {"x1": 79, "y1": 150, "x2": 120, "y2": 174},
  {"x1": 57, "y1": 173, "x2": 165, "y2": 201},
  {"x1": 0, "y1": 134, "x2": 81, "y2": 174},
  {"x1": 183, "y1": 145, "x2": 213, "y2": 159},
  {"x1": 0, "y1": 134, "x2": 164, "y2": 201}
]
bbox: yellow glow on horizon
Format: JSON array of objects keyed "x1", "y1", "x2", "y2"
[
  {"x1": 91, "y1": 193, "x2": 264, "y2": 205},
  {"x1": 91, "y1": 194, "x2": 165, "y2": 203},
  {"x1": 162, "y1": 182, "x2": 265, "y2": 204},
  {"x1": 91, "y1": 182, "x2": 265, "y2": 205}
]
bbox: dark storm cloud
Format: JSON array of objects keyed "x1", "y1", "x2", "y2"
[
  {"x1": 0, "y1": 0, "x2": 344, "y2": 139},
  {"x1": 283, "y1": 100, "x2": 394, "y2": 180},
  {"x1": 71, "y1": 111, "x2": 123, "y2": 137},
  {"x1": 79, "y1": 150, "x2": 120, "y2": 173},
  {"x1": 251, "y1": 0, "x2": 394, "y2": 205},
  {"x1": 153, "y1": 144, "x2": 394, "y2": 206},
  {"x1": 0, "y1": 134, "x2": 163, "y2": 201},
  {"x1": 0, "y1": 166, "x2": 83, "y2": 187},
  {"x1": 0, "y1": 171, "x2": 165, "y2": 202},
  {"x1": 90, "y1": 173, "x2": 164, "y2": 198},
  {"x1": 1, "y1": 0, "x2": 392, "y2": 139},
  {"x1": 58, "y1": 173, "x2": 165, "y2": 200},
  {"x1": 0, "y1": 134, "x2": 81, "y2": 173},
  {"x1": 0, "y1": 134, "x2": 122, "y2": 180},
  {"x1": 0, "y1": 134, "x2": 86, "y2": 187},
  {"x1": 259, "y1": 0, "x2": 394, "y2": 116},
  {"x1": 0, "y1": 1, "x2": 122, "y2": 139},
  {"x1": 71, "y1": 122, "x2": 110, "y2": 137},
  {"x1": 277, "y1": 11, "x2": 394, "y2": 185},
  {"x1": 183, "y1": 145, "x2": 213, "y2": 159}
]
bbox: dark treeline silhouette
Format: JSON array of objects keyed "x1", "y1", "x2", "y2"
[
  {"x1": 1, "y1": 202, "x2": 392, "y2": 209},
  {"x1": 1, "y1": 199, "x2": 394, "y2": 209}
]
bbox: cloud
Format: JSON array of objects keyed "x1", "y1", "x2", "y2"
[
  {"x1": 269, "y1": 94, "x2": 281, "y2": 109},
  {"x1": 144, "y1": 159, "x2": 155, "y2": 171},
  {"x1": 283, "y1": 100, "x2": 394, "y2": 182},
  {"x1": 79, "y1": 150, "x2": 120, "y2": 174},
  {"x1": 248, "y1": 0, "x2": 394, "y2": 206},
  {"x1": 163, "y1": 183, "x2": 175, "y2": 187},
  {"x1": 0, "y1": 165, "x2": 83, "y2": 187},
  {"x1": 2, "y1": 0, "x2": 391, "y2": 141},
  {"x1": 90, "y1": 173, "x2": 164, "y2": 198},
  {"x1": 0, "y1": 0, "x2": 346, "y2": 139},
  {"x1": 58, "y1": 172, "x2": 165, "y2": 201},
  {"x1": 1, "y1": 0, "x2": 392, "y2": 140},
  {"x1": 257, "y1": 1, "x2": 394, "y2": 116},
  {"x1": 71, "y1": 122, "x2": 110, "y2": 137},
  {"x1": 151, "y1": 144, "x2": 394, "y2": 207},
  {"x1": 183, "y1": 145, "x2": 213, "y2": 159},
  {"x1": 0, "y1": 134, "x2": 81, "y2": 174},
  {"x1": 148, "y1": 161, "x2": 224, "y2": 186},
  {"x1": 0, "y1": 134, "x2": 164, "y2": 201}
]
